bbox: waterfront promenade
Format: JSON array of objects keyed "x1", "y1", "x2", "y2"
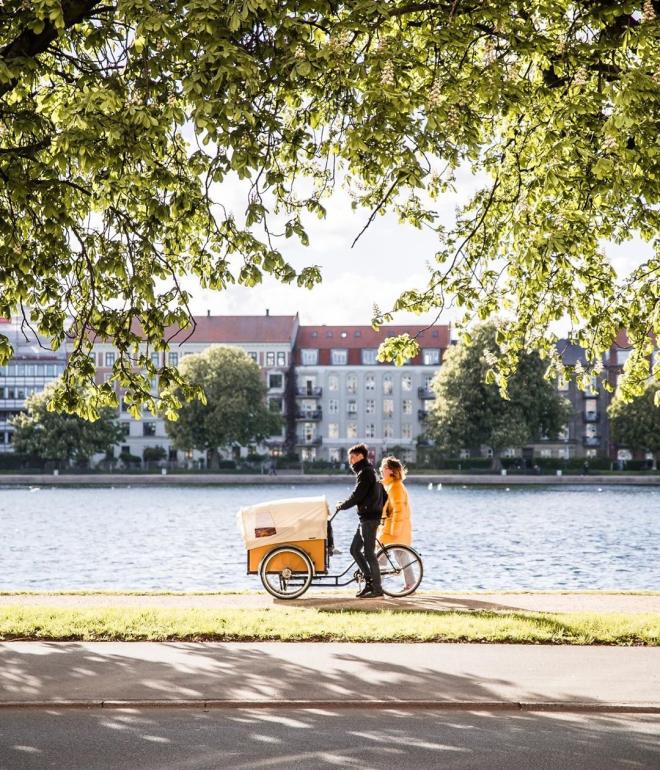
[{"x1": 1, "y1": 472, "x2": 659, "y2": 486}]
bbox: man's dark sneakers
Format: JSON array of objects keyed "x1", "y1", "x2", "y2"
[
  {"x1": 356, "y1": 583, "x2": 373, "y2": 597},
  {"x1": 358, "y1": 589, "x2": 384, "y2": 599}
]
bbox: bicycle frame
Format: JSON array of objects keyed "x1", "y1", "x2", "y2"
[{"x1": 284, "y1": 537, "x2": 403, "y2": 588}]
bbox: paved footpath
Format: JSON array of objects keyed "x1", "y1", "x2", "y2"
[
  {"x1": 1, "y1": 641, "x2": 658, "y2": 712},
  {"x1": 2, "y1": 590, "x2": 660, "y2": 613}
]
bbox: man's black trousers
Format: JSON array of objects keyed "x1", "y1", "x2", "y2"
[{"x1": 350, "y1": 519, "x2": 382, "y2": 592}]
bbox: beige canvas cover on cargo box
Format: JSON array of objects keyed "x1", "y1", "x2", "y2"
[{"x1": 238, "y1": 496, "x2": 329, "y2": 550}]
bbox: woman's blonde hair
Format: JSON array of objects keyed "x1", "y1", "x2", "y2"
[{"x1": 380, "y1": 456, "x2": 406, "y2": 481}]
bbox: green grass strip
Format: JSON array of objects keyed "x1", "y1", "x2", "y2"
[{"x1": 0, "y1": 605, "x2": 658, "y2": 645}]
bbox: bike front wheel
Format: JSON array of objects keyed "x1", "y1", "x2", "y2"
[
  {"x1": 376, "y1": 544, "x2": 423, "y2": 597},
  {"x1": 259, "y1": 545, "x2": 314, "y2": 600}
]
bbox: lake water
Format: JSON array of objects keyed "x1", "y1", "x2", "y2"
[{"x1": 0, "y1": 484, "x2": 658, "y2": 591}]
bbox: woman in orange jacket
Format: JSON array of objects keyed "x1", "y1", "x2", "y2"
[{"x1": 378, "y1": 456, "x2": 415, "y2": 589}]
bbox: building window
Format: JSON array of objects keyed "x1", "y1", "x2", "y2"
[
  {"x1": 300, "y1": 399, "x2": 316, "y2": 414},
  {"x1": 402, "y1": 423, "x2": 412, "y2": 439},
  {"x1": 143, "y1": 422, "x2": 156, "y2": 437},
  {"x1": 329, "y1": 448, "x2": 342, "y2": 462},
  {"x1": 365, "y1": 375, "x2": 375, "y2": 391},
  {"x1": 383, "y1": 399, "x2": 394, "y2": 418},
  {"x1": 328, "y1": 374, "x2": 339, "y2": 391},
  {"x1": 616, "y1": 348, "x2": 631, "y2": 366},
  {"x1": 347, "y1": 422, "x2": 358, "y2": 439},
  {"x1": 348, "y1": 399, "x2": 358, "y2": 414},
  {"x1": 365, "y1": 399, "x2": 375, "y2": 414},
  {"x1": 277, "y1": 352, "x2": 286, "y2": 366},
  {"x1": 303, "y1": 422, "x2": 316, "y2": 441},
  {"x1": 105, "y1": 352, "x2": 115, "y2": 367},
  {"x1": 383, "y1": 423, "x2": 394, "y2": 439},
  {"x1": 424, "y1": 374, "x2": 434, "y2": 390},
  {"x1": 269, "y1": 398, "x2": 283, "y2": 413},
  {"x1": 346, "y1": 374, "x2": 357, "y2": 394},
  {"x1": 248, "y1": 352, "x2": 258, "y2": 363},
  {"x1": 301, "y1": 348, "x2": 318, "y2": 365},
  {"x1": 402, "y1": 399, "x2": 412, "y2": 415},
  {"x1": 328, "y1": 423, "x2": 339, "y2": 439},
  {"x1": 557, "y1": 377, "x2": 569, "y2": 392},
  {"x1": 168, "y1": 352, "x2": 179, "y2": 367},
  {"x1": 383, "y1": 375, "x2": 393, "y2": 395},
  {"x1": 150, "y1": 352, "x2": 160, "y2": 367},
  {"x1": 340, "y1": 331, "x2": 348, "y2": 338},
  {"x1": 422, "y1": 348, "x2": 440, "y2": 365},
  {"x1": 331, "y1": 349, "x2": 348, "y2": 366},
  {"x1": 328, "y1": 399, "x2": 339, "y2": 414},
  {"x1": 46, "y1": 364, "x2": 56, "y2": 377},
  {"x1": 362, "y1": 349, "x2": 378, "y2": 365},
  {"x1": 268, "y1": 373, "x2": 283, "y2": 389},
  {"x1": 266, "y1": 352, "x2": 275, "y2": 366},
  {"x1": 365, "y1": 424, "x2": 375, "y2": 439},
  {"x1": 120, "y1": 422, "x2": 130, "y2": 437},
  {"x1": 401, "y1": 375, "x2": 412, "y2": 391}
]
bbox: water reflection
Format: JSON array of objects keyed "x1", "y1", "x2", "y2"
[{"x1": 1, "y1": 484, "x2": 658, "y2": 590}]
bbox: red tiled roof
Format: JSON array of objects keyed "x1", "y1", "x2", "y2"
[
  {"x1": 296, "y1": 324, "x2": 450, "y2": 349},
  {"x1": 295, "y1": 324, "x2": 450, "y2": 365},
  {"x1": 89, "y1": 314, "x2": 299, "y2": 345},
  {"x1": 165, "y1": 315, "x2": 299, "y2": 345}
]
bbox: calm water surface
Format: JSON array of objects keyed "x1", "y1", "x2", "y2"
[{"x1": 0, "y1": 484, "x2": 658, "y2": 590}]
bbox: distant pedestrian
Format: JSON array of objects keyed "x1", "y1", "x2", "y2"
[
  {"x1": 335, "y1": 444, "x2": 385, "y2": 598},
  {"x1": 583, "y1": 460, "x2": 590, "y2": 475}
]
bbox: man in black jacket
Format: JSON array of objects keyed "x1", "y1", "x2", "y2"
[{"x1": 335, "y1": 444, "x2": 384, "y2": 598}]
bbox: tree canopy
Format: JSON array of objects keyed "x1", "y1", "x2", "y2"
[
  {"x1": 426, "y1": 322, "x2": 573, "y2": 462},
  {"x1": 165, "y1": 346, "x2": 282, "y2": 463},
  {"x1": 1, "y1": 1, "x2": 658, "y2": 416},
  {"x1": 608, "y1": 381, "x2": 660, "y2": 457},
  {"x1": 11, "y1": 381, "x2": 123, "y2": 465}
]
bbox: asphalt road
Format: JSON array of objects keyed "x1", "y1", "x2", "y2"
[{"x1": 1, "y1": 708, "x2": 658, "y2": 770}]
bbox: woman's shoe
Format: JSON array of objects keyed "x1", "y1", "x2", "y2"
[{"x1": 356, "y1": 583, "x2": 373, "y2": 597}]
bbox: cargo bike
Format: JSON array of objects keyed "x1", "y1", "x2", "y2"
[{"x1": 239, "y1": 496, "x2": 423, "y2": 600}]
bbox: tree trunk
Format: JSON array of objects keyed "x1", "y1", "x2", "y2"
[
  {"x1": 208, "y1": 448, "x2": 220, "y2": 470},
  {"x1": 490, "y1": 450, "x2": 502, "y2": 472}
]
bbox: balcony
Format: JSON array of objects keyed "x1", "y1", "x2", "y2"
[
  {"x1": 295, "y1": 409, "x2": 322, "y2": 421},
  {"x1": 583, "y1": 411, "x2": 600, "y2": 423},
  {"x1": 418, "y1": 387, "x2": 435, "y2": 399},
  {"x1": 295, "y1": 386, "x2": 322, "y2": 397},
  {"x1": 583, "y1": 436, "x2": 601, "y2": 447},
  {"x1": 418, "y1": 409, "x2": 430, "y2": 421},
  {"x1": 295, "y1": 436, "x2": 323, "y2": 447}
]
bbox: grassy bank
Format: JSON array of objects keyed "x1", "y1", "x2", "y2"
[{"x1": 1, "y1": 605, "x2": 658, "y2": 645}]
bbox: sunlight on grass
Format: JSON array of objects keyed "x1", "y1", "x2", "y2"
[{"x1": 0, "y1": 605, "x2": 657, "y2": 645}]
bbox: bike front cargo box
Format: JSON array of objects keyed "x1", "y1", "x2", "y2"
[{"x1": 238, "y1": 496, "x2": 329, "y2": 574}]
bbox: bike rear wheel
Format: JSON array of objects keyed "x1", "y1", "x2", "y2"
[{"x1": 376, "y1": 544, "x2": 423, "y2": 597}]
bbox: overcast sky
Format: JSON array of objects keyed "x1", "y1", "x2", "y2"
[{"x1": 182, "y1": 167, "x2": 652, "y2": 329}]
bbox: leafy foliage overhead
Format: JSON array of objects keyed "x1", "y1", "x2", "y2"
[{"x1": 1, "y1": 1, "x2": 658, "y2": 416}]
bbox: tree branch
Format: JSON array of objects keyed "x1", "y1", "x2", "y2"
[{"x1": 0, "y1": 0, "x2": 104, "y2": 98}]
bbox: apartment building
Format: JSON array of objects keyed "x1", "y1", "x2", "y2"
[
  {"x1": 90, "y1": 312, "x2": 299, "y2": 462},
  {"x1": 292, "y1": 324, "x2": 451, "y2": 462},
  {"x1": 0, "y1": 318, "x2": 68, "y2": 453}
]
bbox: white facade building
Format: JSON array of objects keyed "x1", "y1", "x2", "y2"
[
  {"x1": 292, "y1": 324, "x2": 450, "y2": 462},
  {"x1": 90, "y1": 313, "x2": 299, "y2": 463}
]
